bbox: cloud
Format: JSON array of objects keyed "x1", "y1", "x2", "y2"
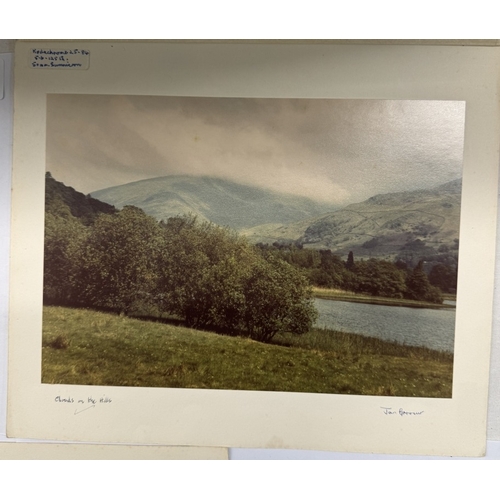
[{"x1": 46, "y1": 95, "x2": 465, "y2": 205}]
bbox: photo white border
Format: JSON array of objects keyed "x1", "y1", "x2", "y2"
[{"x1": 7, "y1": 41, "x2": 500, "y2": 456}]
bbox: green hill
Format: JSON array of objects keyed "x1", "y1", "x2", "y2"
[
  {"x1": 45, "y1": 172, "x2": 117, "y2": 224},
  {"x1": 91, "y1": 175, "x2": 339, "y2": 230},
  {"x1": 244, "y1": 179, "x2": 462, "y2": 261}
]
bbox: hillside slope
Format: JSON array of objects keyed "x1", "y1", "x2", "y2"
[
  {"x1": 91, "y1": 175, "x2": 339, "y2": 230},
  {"x1": 244, "y1": 179, "x2": 462, "y2": 259},
  {"x1": 45, "y1": 172, "x2": 117, "y2": 224}
]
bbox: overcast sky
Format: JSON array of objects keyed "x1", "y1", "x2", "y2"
[{"x1": 46, "y1": 95, "x2": 465, "y2": 205}]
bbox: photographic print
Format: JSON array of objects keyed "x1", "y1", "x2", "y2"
[
  {"x1": 42, "y1": 95, "x2": 464, "y2": 398},
  {"x1": 8, "y1": 41, "x2": 499, "y2": 455}
]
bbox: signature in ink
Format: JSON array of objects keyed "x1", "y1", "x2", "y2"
[{"x1": 381, "y1": 407, "x2": 424, "y2": 416}]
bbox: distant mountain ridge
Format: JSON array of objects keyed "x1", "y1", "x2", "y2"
[
  {"x1": 91, "y1": 175, "x2": 340, "y2": 230},
  {"x1": 56, "y1": 171, "x2": 462, "y2": 261},
  {"x1": 90, "y1": 175, "x2": 462, "y2": 259},
  {"x1": 243, "y1": 178, "x2": 462, "y2": 260}
]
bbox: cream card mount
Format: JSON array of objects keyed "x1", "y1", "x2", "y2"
[{"x1": 7, "y1": 41, "x2": 500, "y2": 456}]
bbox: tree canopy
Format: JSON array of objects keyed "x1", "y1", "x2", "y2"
[
  {"x1": 157, "y1": 216, "x2": 316, "y2": 340},
  {"x1": 74, "y1": 206, "x2": 165, "y2": 314},
  {"x1": 44, "y1": 175, "x2": 318, "y2": 342},
  {"x1": 404, "y1": 260, "x2": 443, "y2": 303}
]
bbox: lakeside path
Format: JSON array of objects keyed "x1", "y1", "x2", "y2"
[{"x1": 311, "y1": 288, "x2": 456, "y2": 310}]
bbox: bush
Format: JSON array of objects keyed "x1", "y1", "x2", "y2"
[
  {"x1": 74, "y1": 206, "x2": 165, "y2": 313},
  {"x1": 243, "y1": 254, "x2": 317, "y2": 342},
  {"x1": 159, "y1": 216, "x2": 317, "y2": 341}
]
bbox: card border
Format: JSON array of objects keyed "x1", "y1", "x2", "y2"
[{"x1": 7, "y1": 41, "x2": 500, "y2": 456}]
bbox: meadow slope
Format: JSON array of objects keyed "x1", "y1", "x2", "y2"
[{"x1": 42, "y1": 306, "x2": 453, "y2": 397}]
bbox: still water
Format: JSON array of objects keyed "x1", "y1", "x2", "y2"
[{"x1": 314, "y1": 298, "x2": 455, "y2": 353}]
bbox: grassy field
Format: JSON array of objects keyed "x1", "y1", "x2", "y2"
[
  {"x1": 312, "y1": 287, "x2": 456, "y2": 309},
  {"x1": 42, "y1": 306, "x2": 453, "y2": 397}
]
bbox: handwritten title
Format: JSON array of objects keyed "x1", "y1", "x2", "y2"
[{"x1": 54, "y1": 395, "x2": 112, "y2": 415}]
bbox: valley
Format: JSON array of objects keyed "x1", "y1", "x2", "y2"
[{"x1": 91, "y1": 175, "x2": 461, "y2": 262}]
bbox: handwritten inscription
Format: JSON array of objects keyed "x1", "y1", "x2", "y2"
[
  {"x1": 30, "y1": 48, "x2": 90, "y2": 69},
  {"x1": 54, "y1": 395, "x2": 112, "y2": 415},
  {"x1": 381, "y1": 407, "x2": 424, "y2": 416}
]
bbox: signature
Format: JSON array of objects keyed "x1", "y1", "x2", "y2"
[{"x1": 381, "y1": 407, "x2": 424, "y2": 416}]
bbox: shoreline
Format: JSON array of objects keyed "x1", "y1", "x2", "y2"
[{"x1": 312, "y1": 288, "x2": 456, "y2": 310}]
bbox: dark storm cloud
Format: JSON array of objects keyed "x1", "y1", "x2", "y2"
[{"x1": 46, "y1": 95, "x2": 465, "y2": 204}]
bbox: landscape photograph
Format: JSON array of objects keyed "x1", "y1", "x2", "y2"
[{"x1": 42, "y1": 94, "x2": 465, "y2": 398}]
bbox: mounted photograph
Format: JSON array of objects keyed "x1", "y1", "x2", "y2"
[
  {"x1": 8, "y1": 41, "x2": 500, "y2": 456},
  {"x1": 42, "y1": 94, "x2": 464, "y2": 398}
]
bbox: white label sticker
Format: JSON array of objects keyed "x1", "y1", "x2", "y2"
[{"x1": 30, "y1": 48, "x2": 90, "y2": 70}]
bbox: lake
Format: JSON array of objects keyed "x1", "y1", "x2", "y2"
[{"x1": 314, "y1": 298, "x2": 455, "y2": 352}]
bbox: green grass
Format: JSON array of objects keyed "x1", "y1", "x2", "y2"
[
  {"x1": 312, "y1": 287, "x2": 455, "y2": 309},
  {"x1": 42, "y1": 306, "x2": 453, "y2": 397}
]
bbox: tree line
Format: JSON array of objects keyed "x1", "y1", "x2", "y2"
[
  {"x1": 256, "y1": 243, "x2": 454, "y2": 304},
  {"x1": 44, "y1": 174, "x2": 317, "y2": 342},
  {"x1": 44, "y1": 173, "x2": 454, "y2": 349}
]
